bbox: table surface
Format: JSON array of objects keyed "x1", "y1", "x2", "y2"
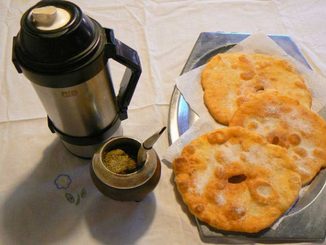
[{"x1": 1, "y1": 1, "x2": 326, "y2": 244}]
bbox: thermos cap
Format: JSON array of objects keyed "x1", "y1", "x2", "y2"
[
  {"x1": 31, "y1": 6, "x2": 71, "y2": 31},
  {"x1": 13, "y1": 1, "x2": 105, "y2": 75}
]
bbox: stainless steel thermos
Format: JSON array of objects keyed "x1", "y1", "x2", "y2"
[{"x1": 12, "y1": 1, "x2": 141, "y2": 158}]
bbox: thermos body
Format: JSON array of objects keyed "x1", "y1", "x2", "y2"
[
  {"x1": 32, "y1": 68, "x2": 117, "y2": 136},
  {"x1": 12, "y1": 1, "x2": 142, "y2": 158}
]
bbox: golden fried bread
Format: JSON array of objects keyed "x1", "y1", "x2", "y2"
[
  {"x1": 173, "y1": 127, "x2": 301, "y2": 233},
  {"x1": 230, "y1": 91, "x2": 326, "y2": 185},
  {"x1": 201, "y1": 53, "x2": 312, "y2": 125}
]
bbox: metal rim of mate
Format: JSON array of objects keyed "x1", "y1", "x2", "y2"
[{"x1": 92, "y1": 136, "x2": 159, "y2": 190}]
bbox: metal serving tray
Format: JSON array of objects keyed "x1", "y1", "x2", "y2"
[{"x1": 168, "y1": 32, "x2": 326, "y2": 243}]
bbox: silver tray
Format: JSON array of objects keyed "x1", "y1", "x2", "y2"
[{"x1": 168, "y1": 32, "x2": 326, "y2": 243}]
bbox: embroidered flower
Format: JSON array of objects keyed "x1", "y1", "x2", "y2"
[{"x1": 54, "y1": 174, "x2": 72, "y2": 190}]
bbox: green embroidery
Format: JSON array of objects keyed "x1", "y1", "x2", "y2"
[
  {"x1": 65, "y1": 192, "x2": 75, "y2": 203},
  {"x1": 54, "y1": 174, "x2": 87, "y2": 206},
  {"x1": 80, "y1": 187, "x2": 87, "y2": 198},
  {"x1": 75, "y1": 194, "x2": 81, "y2": 206}
]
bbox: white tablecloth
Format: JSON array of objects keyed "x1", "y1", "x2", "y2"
[{"x1": 1, "y1": 0, "x2": 326, "y2": 244}]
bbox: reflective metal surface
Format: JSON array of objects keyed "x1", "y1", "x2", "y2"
[
  {"x1": 33, "y1": 68, "x2": 118, "y2": 136},
  {"x1": 93, "y1": 136, "x2": 158, "y2": 189},
  {"x1": 168, "y1": 32, "x2": 326, "y2": 243},
  {"x1": 62, "y1": 125, "x2": 123, "y2": 158},
  {"x1": 91, "y1": 135, "x2": 161, "y2": 201}
]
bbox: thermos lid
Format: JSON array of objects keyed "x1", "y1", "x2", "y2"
[
  {"x1": 31, "y1": 6, "x2": 71, "y2": 31},
  {"x1": 13, "y1": 0, "x2": 105, "y2": 75}
]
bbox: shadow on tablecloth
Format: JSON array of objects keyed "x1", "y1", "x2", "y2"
[
  {"x1": 85, "y1": 192, "x2": 156, "y2": 244},
  {"x1": 2, "y1": 138, "x2": 156, "y2": 244},
  {"x1": 1, "y1": 138, "x2": 91, "y2": 244}
]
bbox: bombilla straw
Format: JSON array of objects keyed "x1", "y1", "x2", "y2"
[{"x1": 137, "y1": 126, "x2": 166, "y2": 166}]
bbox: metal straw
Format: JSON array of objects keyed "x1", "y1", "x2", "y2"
[{"x1": 137, "y1": 127, "x2": 166, "y2": 166}]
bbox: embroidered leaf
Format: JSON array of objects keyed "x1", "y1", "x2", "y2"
[
  {"x1": 80, "y1": 187, "x2": 87, "y2": 198},
  {"x1": 75, "y1": 194, "x2": 80, "y2": 205},
  {"x1": 65, "y1": 193, "x2": 75, "y2": 204}
]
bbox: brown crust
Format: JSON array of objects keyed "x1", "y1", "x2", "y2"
[
  {"x1": 172, "y1": 127, "x2": 301, "y2": 233},
  {"x1": 230, "y1": 91, "x2": 326, "y2": 185},
  {"x1": 201, "y1": 53, "x2": 312, "y2": 125}
]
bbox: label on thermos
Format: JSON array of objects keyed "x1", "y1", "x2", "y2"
[{"x1": 61, "y1": 90, "x2": 79, "y2": 97}]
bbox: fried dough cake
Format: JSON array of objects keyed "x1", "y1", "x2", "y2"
[
  {"x1": 201, "y1": 53, "x2": 312, "y2": 125},
  {"x1": 230, "y1": 91, "x2": 326, "y2": 185},
  {"x1": 173, "y1": 127, "x2": 301, "y2": 233}
]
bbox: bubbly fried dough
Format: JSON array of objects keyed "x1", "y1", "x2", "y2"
[
  {"x1": 201, "y1": 53, "x2": 312, "y2": 125},
  {"x1": 173, "y1": 127, "x2": 301, "y2": 233},
  {"x1": 230, "y1": 91, "x2": 326, "y2": 185}
]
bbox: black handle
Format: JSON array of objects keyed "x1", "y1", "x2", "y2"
[{"x1": 104, "y1": 28, "x2": 142, "y2": 120}]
